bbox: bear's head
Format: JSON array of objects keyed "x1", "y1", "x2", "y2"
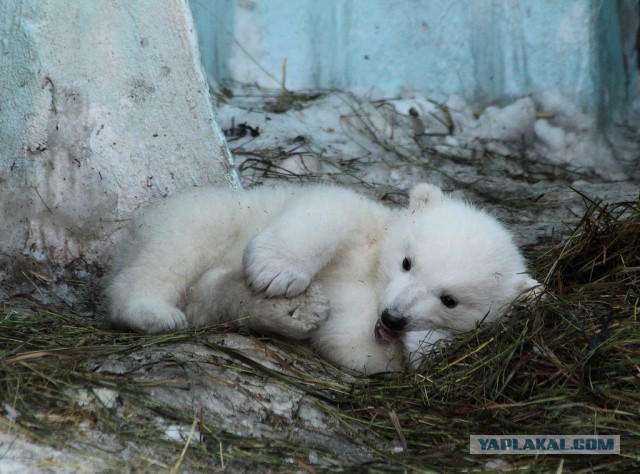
[{"x1": 375, "y1": 183, "x2": 540, "y2": 363}]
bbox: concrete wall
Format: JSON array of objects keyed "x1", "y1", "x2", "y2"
[
  {"x1": 0, "y1": 0, "x2": 239, "y2": 272},
  {"x1": 191, "y1": 0, "x2": 638, "y2": 125}
]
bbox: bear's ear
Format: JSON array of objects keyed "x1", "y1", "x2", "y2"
[{"x1": 409, "y1": 183, "x2": 445, "y2": 211}]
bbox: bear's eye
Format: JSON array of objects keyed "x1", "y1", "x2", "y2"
[
  {"x1": 402, "y1": 257, "x2": 412, "y2": 271},
  {"x1": 440, "y1": 295, "x2": 458, "y2": 308}
]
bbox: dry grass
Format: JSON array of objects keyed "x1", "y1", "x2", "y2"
[{"x1": 1, "y1": 191, "x2": 638, "y2": 472}]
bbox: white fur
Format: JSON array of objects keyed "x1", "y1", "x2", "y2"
[{"x1": 105, "y1": 183, "x2": 539, "y2": 374}]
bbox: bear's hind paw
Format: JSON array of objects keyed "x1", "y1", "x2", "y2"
[
  {"x1": 116, "y1": 301, "x2": 188, "y2": 334},
  {"x1": 256, "y1": 284, "x2": 330, "y2": 340}
]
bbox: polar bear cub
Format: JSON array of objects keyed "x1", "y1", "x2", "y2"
[{"x1": 105, "y1": 183, "x2": 539, "y2": 374}]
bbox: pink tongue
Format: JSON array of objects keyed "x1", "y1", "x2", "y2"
[{"x1": 375, "y1": 319, "x2": 399, "y2": 344}]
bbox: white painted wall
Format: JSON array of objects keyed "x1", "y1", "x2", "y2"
[{"x1": 0, "y1": 0, "x2": 239, "y2": 271}]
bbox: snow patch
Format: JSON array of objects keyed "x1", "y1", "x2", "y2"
[
  {"x1": 70, "y1": 387, "x2": 119, "y2": 409},
  {"x1": 162, "y1": 422, "x2": 202, "y2": 444},
  {"x1": 217, "y1": 86, "x2": 634, "y2": 185}
]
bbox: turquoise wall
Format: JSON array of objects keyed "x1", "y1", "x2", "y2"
[{"x1": 190, "y1": 0, "x2": 638, "y2": 125}]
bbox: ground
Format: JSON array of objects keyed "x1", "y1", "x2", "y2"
[{"x1": 0, "y1": 86, "x2": 638, "y2": 472}]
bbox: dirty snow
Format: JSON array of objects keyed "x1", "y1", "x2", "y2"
[{"x1": 215, "y1": 87, "x2": 638, "y2": 186}]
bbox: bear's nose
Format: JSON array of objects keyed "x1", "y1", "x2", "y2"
[{"x1": 381, "y1": 309, "x2": 407, "y2": 331}]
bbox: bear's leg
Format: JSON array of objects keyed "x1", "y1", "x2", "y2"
[
  {"x1": 243, "y1": 188, "x2": 377, "y2": 298},
  {"x1": 184, "y1": 268, "x2": 330, "y2": 340}
]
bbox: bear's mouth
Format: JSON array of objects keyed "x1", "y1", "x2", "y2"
[{"x1": 374, "y1": 319, "x2": 400, "y2": 344}]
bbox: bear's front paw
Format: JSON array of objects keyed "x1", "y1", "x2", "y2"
[{"x1": 243, "y1": 242, "x2": 311, "y2": 297}]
